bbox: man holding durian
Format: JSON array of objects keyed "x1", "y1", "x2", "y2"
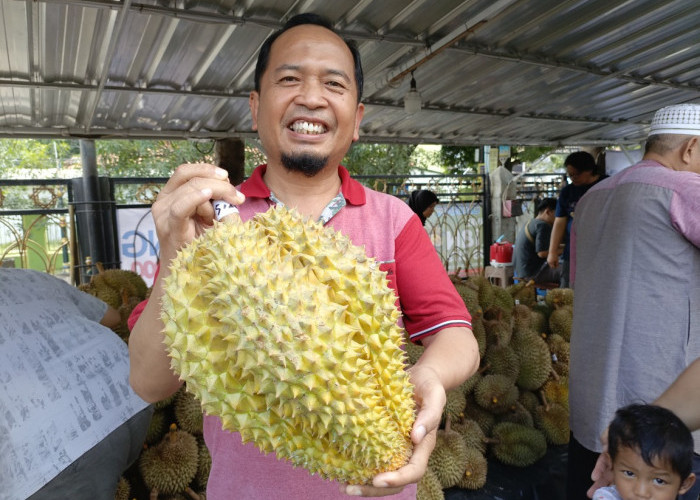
[{"x1": 128, "y1": 12, "x2": 480, "y2": 500}]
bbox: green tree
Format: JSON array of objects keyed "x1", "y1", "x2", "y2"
[
  {"x1": 0, "y1": 139, "x2": 74, "y2": 175},
  {"x1": 244, "y1": 140, "x2": 267, "y2": 174},
  {"x1": 512, "y1": 145, "x2": 555, "y2": 164},
  {"x1": 440, "y1": 146, "x2": 479, "y2": 174},
  {"x1": 342, "y1": 143, "x2": 417, "y2": 176},
  {"x1": 0, "y1": 138, "x2": 424, "y2": 179},
  {"x1": 95, "y1": 140, "x2": 218, "y2": 177}
]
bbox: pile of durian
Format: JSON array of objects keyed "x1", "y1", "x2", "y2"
[
  {"x1": 78, "y1": 267, "x2": 209, "y2": 499},
  {"x1": 114, "y1": 385, "x2": 210, "y2": 500},
  {"x1": 409, "y1": 276, "x2": 573, "y2": 500},
  {"x1": 78, "y1": 264, "x2": 150, "y2": 342}
]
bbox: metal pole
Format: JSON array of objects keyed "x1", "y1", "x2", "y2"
[
  {"x1": 79, "y1": 139, "x2": 104, "y2": 278},
  {"x1": 482, "y1": 161, "x2": 492, "y2": 272}
]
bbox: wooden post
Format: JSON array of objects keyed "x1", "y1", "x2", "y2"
[{"x1": 215, "y1": 138, "x2": 246, "y2": 186}]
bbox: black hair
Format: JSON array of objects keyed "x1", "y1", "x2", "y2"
[
  {"x1": 407, "y1": 189, "x2": 439, "y2": 226},
  {"x1": 564, "y1": 151, "x2": 596, "y2": 173},
  {"x1": 608, "y1": 404, "x2": 694, "y2": 481},
  {"x1": 254, "y1": 13, "x2": 364, "y2": 102},
  {"x1": 535, "y1": 197, "x2": 557, "y2": 215}
]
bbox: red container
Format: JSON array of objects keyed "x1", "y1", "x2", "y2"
[{"x1": 490, "y1": 241, "x2": 513, "y2": 264}]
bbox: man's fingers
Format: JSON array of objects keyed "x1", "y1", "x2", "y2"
[
  {"x1": 338, "y1": 427, "x2": 438, "y2": 496},
  {"x1": 159, "y1": 163, "x2": 229, "y2": 195},
  {"x1": 409, "y1": 383, "x2": 444, "y2": 445},
  {"x1": 367, "y1": 427, "x2": 437, "y2": 491},
  {"x1": 156, "y1": 177, "x2": 242, "y2": 222},
  {"x1": 340, "y1": 484, "x2": 405, "y2": 497},
  {"x1": 586, "y1": 453, "x2": 613, "y2": 498}
]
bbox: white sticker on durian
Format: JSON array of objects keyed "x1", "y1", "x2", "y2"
[{"x1": 213, "y1": 199, "x2": 239, "y2": 220}]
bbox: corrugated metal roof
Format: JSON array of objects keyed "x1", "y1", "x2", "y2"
[{"x1": 0, "y1": 0, "x2": 698, "y2": 145}]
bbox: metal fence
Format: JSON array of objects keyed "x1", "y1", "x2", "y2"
[
  {"x1": 0, "y1": 179, "x2": 73, "y2": 276},
  {"x1": 0, "y1": 171, "x2": 565, "y2": 283}
]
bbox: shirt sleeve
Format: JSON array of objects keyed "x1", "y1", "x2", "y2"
[
  {"x1": 535, "y1": 221, "x2": 552, "y2": 253},
  {"x1": 394, "y1": 216, "x2": 471, "y2": 342},
  {"x1": 670, "y1": 175, "x2": 700, "y2": 248},
  {"x1": 128, "y1": 299, "x2": 148, "y2": 331},
  {"x1": 127, "y1": 265, "x2": 159, "y2": 331}
]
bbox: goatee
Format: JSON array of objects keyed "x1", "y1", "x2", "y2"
[{"x1": 281, "y1": 152, "x2": 329, "y2": 177}]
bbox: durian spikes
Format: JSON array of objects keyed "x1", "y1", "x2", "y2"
[
  {"x1": 417, "y1": 467, "x2": 446, "y2": 500},
  {"x1": 489, "y1": 422, "x2": 547, "y2": 467},
  {"x1": 161, "y1": 206, "x2": 416, "y2": 484},
  {"x1": 114, "y1": 476, "x2": 130, "y2": 500},
  {"x1": 139, "y1": 424, "x2": 199, "y2": 497},
  {"x1": 456, "y1": 448, "x2": 487, "y2": 490}
]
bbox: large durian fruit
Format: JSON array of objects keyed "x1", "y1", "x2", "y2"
[{"x1": 161, "y1": 206, "x2": 416, "y2": 485}]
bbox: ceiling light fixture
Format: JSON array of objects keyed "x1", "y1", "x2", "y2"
[{"x1": 404, "y1": 71, "x2": 422, "y2": 114}]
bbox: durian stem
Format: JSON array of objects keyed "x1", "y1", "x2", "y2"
[
  {"x1": 149, "y1": 489, "x2": 158, "y2": 500},
  {"x1": 549, "y1": 368, "x2": 560, "y2": 381},
  {"x1": 185, "y1": 487, "x2": 201, "y2": 500},
  {"x1": 96, "y1": 261, "x2": 105, "y2": 274},
  {"x1": 444, "y1": 416, "x2": 452, "y2": 433},
  {"x1": 464, "y1": 280, "x2": 479, "y2": 291},
  {"x1": 537, "y1": 389, "x2": 550, "y2": 411}
]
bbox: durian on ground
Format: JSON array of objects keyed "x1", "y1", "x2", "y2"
[{"x1": 161, "y1": 206, "x2": 416, "y2": 485}]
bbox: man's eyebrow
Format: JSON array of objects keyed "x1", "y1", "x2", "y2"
[
  {"x1": 274, "y1": 64, "x2": 301, "y2": 73},
  {"x1": 274, "y1": 64, "x2": 351, "y2": 82}
]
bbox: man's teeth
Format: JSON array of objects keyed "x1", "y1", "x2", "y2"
[{"x1": 291, "y1": 121, "x2": 326, "y2": 134}]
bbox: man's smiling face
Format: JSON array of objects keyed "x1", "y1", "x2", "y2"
[{"x1": 249, "y1": 24, "x2": 364, "y2": 176}]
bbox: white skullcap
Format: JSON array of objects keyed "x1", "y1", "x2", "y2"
[{"x1": 649, "y1": 103, "x2": 700, "y2": 136}]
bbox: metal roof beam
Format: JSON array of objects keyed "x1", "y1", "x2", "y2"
[
  {"x1": 454, "y1": 43, "x2": 700, "y2": 92},
  {"x1": 366, "y1": 0, "x2": 514, "y2": 93},
  {"x1": 0, "y1": 77, "x2": 637, "y2": 128},
  {"x1": 82, "y1": 0, "x2": 132, "y2": 134},
  {"x1": 33, "y1": 0, "x2": 427, "y2": 45}
]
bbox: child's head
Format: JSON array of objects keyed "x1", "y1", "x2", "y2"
[{"x1": 607, "y1": 404, "x2": 696, "y2": 500}]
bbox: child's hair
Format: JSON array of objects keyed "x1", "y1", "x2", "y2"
[
  {"x1": 608, "y1": 404, "x2": 694, "y2": 480},
  {"x1": 535, "y1": 197, "x2": 557, "y2": 215}
]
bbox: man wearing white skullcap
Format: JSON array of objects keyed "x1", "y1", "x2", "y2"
[{"x1": 566, "y1": 103, "x2": 700, "y2": 500}]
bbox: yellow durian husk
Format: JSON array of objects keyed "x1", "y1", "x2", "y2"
[{"x1": 161, "y1": 206, "x2": 415, "y2": 484}]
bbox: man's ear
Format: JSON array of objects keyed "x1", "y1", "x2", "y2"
[
  {"x1": 352, "y1": 102, "x2": 365, "y2": 142},
  {"x1": 681, "y1": 136, "x2": 698, "y2": 163},
  {"x1": 678, "y1": 472, "x2": 696, "y2": 495},
  {"x1": 249, "y1": 91, "x2": 260, "y2": 131}
]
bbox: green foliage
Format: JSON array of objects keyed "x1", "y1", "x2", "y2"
[
  {"x1": 0, "y1": 139, "x2": 74, "y2": 174},
  {"x1": 411, "y1": 146, "x2": 443, "y2": 173},
  {"x1": 512, "y1": 146, "x2": 555, "y2": 164},
  {"x1": 96, "y1": 140, "x2": 217, "y2": 177},
  {"x1": 440, "y1": 146, "x2": 480, "y2": 174},
  {"x1": 342, "y1": 143, "x2": 417, "y2": 176},
  {"x1": 244, "y1": 140, "x2": 268, "y2": 174}
]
